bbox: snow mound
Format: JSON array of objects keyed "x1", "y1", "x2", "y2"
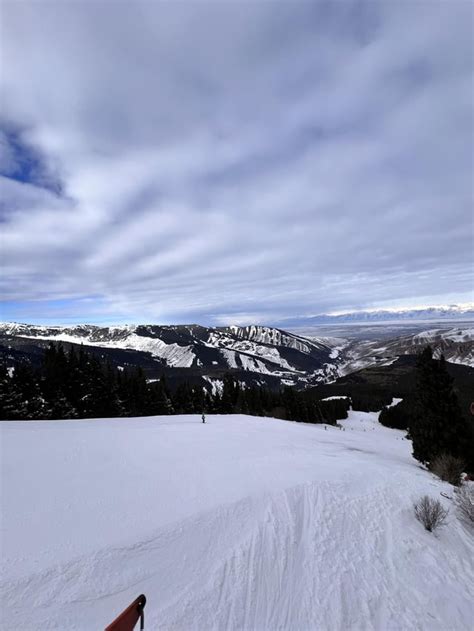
[{"x1": 1, "y1": 413, "x2": 473, "y2": 630}]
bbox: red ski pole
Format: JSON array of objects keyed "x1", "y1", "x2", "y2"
[{"x1": 105, "y1": 594, "x2": 146, "y2": 631}]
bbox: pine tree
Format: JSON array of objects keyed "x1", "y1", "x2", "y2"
[
  {"x1": 147, "y1": 378, "x2": 174, "y2": 415},
  {"x1": 50, "y1": 394, "x2": 78, "y2": 419},
  {"x1": 0, "y1": 365, "x2": 28, "y2": 420},
  {"x1": 410, "y1": 347, "x2": 470, "y2": 466},
  {"x1": 221, "y1": 374, "x2": 237, "y2": 413},
  {"x1": 13, "y1": 364, "x2": 51, "y2": 419},
  {"x1": 173, "y1": 382, "x2": 195, "y2": 414},
  {"x1": 120, "y1": 367, "x2": 148, "y2": 416}
]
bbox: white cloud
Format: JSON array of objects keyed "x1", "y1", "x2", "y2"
[{"x1": 0, "y1": 1, "x2": 472, "y2": 324}]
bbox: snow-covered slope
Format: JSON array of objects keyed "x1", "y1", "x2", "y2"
[
  {"x1": 335, "y1": 326, "x2": 474, "y2": 375},
  {"x1": 409, "y1": 327, "x2": 474, "y2": 364},
  {"x1": 1, "y1": 413, "x2": 472, "y2": 630},
  {"x1": 223, "y1": 325, "x2": 316, "y2": 352},
  {"x1": 0, "y1": 323, "x2": 197, "y2": 367}
]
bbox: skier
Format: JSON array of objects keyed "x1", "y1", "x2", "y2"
[{"x1": 202, "y1": 412, "x2": 206, "y2": 424}]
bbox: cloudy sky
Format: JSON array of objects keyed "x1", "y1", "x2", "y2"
[{"x1": 1, "y1": 1, "x2": 473, "y2": 326}]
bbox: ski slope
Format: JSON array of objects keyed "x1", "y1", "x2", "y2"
[{"x1": 1, "y1": 412, "x2": 473, "y2": 630}]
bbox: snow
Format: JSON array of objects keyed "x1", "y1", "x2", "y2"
[
  {"x1": 387, "y1": 397, "x2": 403, "y2": 408},
  {"x1": 218, "y1": 346, "x2": 282, "y2": 374},
  {"x1": 220, "y1": 347, "x2": 238, "y2": 368},
  {"x1": 210, "y1": 332, "x2": 299, "y2": 372},
  {"x1": 228, "y1": 325, "x2": 315, "y2": 353},
  {"x1": 11, "y1": 331, "x2": 196, "y2": 368},
  {"x1": 413, "y1": 327, "x2": 474, "y2": 342},
  {"x1": 409, "y1": 328, "x2": 474, "y2": 367},
  {"x1": 109, "y1": 333, "x2": 195, "y2": 368},
  {"x1": 202, "y1": 376, "x2": 224, "y2": 395},
  {"x1": 1, "y1": 412, "x2": 473, "y2": 630},
  {"x1": 238, "y1": 354, "x2": 274, "y2": 374}
]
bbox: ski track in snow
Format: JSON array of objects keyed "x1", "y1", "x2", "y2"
[{"x1": 1, "y1": 413, "x2": 473, "y2": 630}]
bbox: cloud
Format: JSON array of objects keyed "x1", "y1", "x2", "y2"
[{"x1": 0, "y1": 1, "x2": 472, "y2": 325}]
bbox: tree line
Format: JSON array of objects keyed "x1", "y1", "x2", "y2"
[{"x1": 0, "y1": 342, "x2": 350, "y2": 424}]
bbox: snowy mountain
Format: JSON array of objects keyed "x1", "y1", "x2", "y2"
[
  {"x1": 1, "y1": 412, "x2": 472, "y2": 630},
  {"x1": 333, "y1": 326, "x2": 474, "y2": 376},
  {"x1": 0, "y1": 322, "x2": 341, "y2": 389},
  {"x1": 2, "y1": 321, "x2": 473, "y2": 391},
  {"x1": 279, "y1": 304, "x2": 474, "y2": 326}
]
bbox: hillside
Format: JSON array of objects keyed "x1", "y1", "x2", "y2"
[
  {"x1": 334, "y1": 326, "x2": 474, "y2": 375},
  {"x1": 1, "y1": 412, "x2": 473, "y2": 630},
  {"x1": 0, "y1": 323, "x2": 339, "y2": 390}
]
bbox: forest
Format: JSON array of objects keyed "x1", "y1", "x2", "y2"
[{"x1": 0, "y1": 343, "x2": 350, "y2": 425}]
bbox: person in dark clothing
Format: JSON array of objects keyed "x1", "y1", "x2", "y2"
[{"x1": 202, "y1": 412, "x2": 206, "y2": 423}]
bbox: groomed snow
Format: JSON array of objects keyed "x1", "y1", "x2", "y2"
[{"x1": 1, "y1": 412, "x2": 473, "y2": 630}]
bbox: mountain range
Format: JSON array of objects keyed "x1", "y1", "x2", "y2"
[
  {"x1": 1, "y1": 321, "x2": 473, "y2": 391},
  {"x1": 276, "y1": 304, "x2": 474, "y2": 327}
]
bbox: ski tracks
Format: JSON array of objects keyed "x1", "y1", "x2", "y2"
[{"x1": 2, "y1": 478, "x2": 473, "y2": 630}]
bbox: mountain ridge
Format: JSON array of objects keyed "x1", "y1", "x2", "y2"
[
  {"x1": 0, "y1": 322, "x2": 340, "y2": 389},
  {"x1": 1, "y1": 321, "x2": 473, "y2": 391},
  {"x1": 277, "y1": 304, "x2": 474, "y2": 327}
]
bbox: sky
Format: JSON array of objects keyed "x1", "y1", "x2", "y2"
[{"x1": 1, "y1": 1, "x2": 473, "y2": 326}]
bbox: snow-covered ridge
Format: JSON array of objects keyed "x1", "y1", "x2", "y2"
[
  {"x1": 0, "y1": 323, "x2": 195, "y2": 368},
  {"x1": 0, "y1": 322, "x2": 137, "y2": 342},
  {"x1": 225, "y1": 325, "x2": 321, "y2": 354},
  {"x1": 336, "y1": 326, "x2": 474, "y2": 376},
  {"x1": 278, "y1": 304, "x2": 474, "y2": 327},
  {"x1": 0, "y1": 322, "x2": 339, "y2": 379},
  {"x1": 412, "y1": 327, "x2": 474, "y2": 344},
  {"x1": 409, "y1": 328, "x2": 474, "y2": 366},
  {"x1": 2, "y1": 321, "x2": 473, "y2": 384}
]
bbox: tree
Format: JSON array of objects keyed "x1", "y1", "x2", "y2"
[
  {"x1": 121, "y1": 367, "x2": 148, "y2": 416},
  {"x1": 221, "y1": 374, "x2": 237, "y2": 413},
  {"x1": 147, "y1": 377, "x2": 174, "y2": 415},
  {"x1": 0, "y1": 365, "x2": 28, "y2": 420},
  {"x1": 13, "y1": 363, "x2": 51, "y2": 419},
  {"x1": 410, "y1": 347, "x2": 471, "y2": 467},
  {"x1": 378, "y1": 399, "x2": 411, "y2": 430},
  {"x1": 173, "y1": 382, "x2": 195, "y2": 414}
]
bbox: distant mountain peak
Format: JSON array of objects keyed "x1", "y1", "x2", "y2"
[{"x1": 276, "y1": 304, "x2": 474, "y2": 327}]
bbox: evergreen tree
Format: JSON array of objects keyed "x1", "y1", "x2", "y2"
[
  {"x1": 50, "y1": 394, "x2": 78, "y2": 420},
  {"x1": 173, "y1": 382, "x2": 195, "y2": 414},
  {"x1": 410, "y1": 347, "x2": 470, "y2": 466},
  {"x1": 221, "y1": 374, "x2": 237, "y2": 413},
  {"x1": 379, "y1": 399, "x2": 411, "y2": 430},
  {"x1": 121, "y1": 367, "x2": 148, "y2": 416},
  {"x1": 0, "y1": 365, "x2": 28, "y2": 419},
  {"x1": 13, "y1": 364, "x2": 51, "y2": 419},
  {"x1": 147, "y1": 377, "x2": 174, "y2": 415}
]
